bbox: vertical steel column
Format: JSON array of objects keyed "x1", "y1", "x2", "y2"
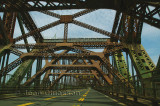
[
  {"x1": 71, "y1": 75, "x2": 74, "y2": 89},
  {"x1": 137, "y1": 74, "x2": 140, "y2": 96},
  {"x1": 0, "y1": 17, "x2": 8, "y2": 45},
  {"x1": 66, "y1": 76, "x2": 68, "y2": 89},
  {"x1": 136, "y1": 20, "x2": 143, "y2": 44},
  {"x1": 131, "y1": 60, "x2": 137, "y2": 102},
  {"x1": 2, "y1": 52, "x2": 10, "y2": 87},
  {"x1": 127, "y1": 17, "x2": 134, "y2": 43},
  {"x1": 63, "y1": 76, "x2": 66, "y2": 89},
  {"x1": 156, "y1": 56, "x2": 160, "y2": 70},
  {"x1": 111, "y1": 11, "x2": 120, "y2": 42},
  {"x1": 126, "y1": 52, "x2": 130, "y2": 93},
  {"x1": 64, "y1": 23, "x2": 68, "y2": 43},
  {"x1": 52, "y1": 69, "x2": 55, "y2": 84},
  {"x1": 3, "y1": 12, "x2": 17, "y2": 43},
  {"x1": 0, "y1": 57, "x2": 1, "y2": 69},
  {"x1": 152, "y1": 71, "x2": 158, "y2": 105},
  {"x1": 0, "y1": 53, "x2": 6, "y2": 86},
  {"x1": 69, "y1": 75, "x2": 71, "y2": 89},
  {"x1": 26, "y1": 66, "x2": 32, "y2": 81},
  {"x1": 34, "y1": 58, "x2": 42, "y2": 89}
]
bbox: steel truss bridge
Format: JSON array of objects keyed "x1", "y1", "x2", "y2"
[{"x1": 0, "y1": 0, "x2": 160, "y2": 106}]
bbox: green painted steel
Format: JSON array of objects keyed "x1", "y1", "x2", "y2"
[
  {"x1": 26, "y1": 66, "x2": 32, "y2": 80},
  {"x1": 114, "y1": 52, "x2": 131, "y2": 80},
  {"x1": 127, "y1": 44, "x2": 155, "y2": 79},
  {"x1": 152, "y1": 56, "x2": 160, "y2": 82},
  {"x1": 156, "y1": 56, "x2": 160, "y2": 70},
  {"x1": 43, "y1": 38, "x2": 108, "y2": 43},
  {"x1": 0, "y1": 44, "x2": 11, "y2": 58},
  {"x1": 5, "y1": 59, "x2": 34, "y2": 88}
]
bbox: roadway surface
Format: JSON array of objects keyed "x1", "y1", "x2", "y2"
[{"x1": 0, "y1": 89, "x2": 125, "y2": 106}]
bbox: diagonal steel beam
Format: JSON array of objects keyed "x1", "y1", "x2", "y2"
[
  {"x1": 2, "y1": 12, "x2": 17, "y2": 43},
  {"x1": 39, "y1": 11, "x2": 61, "y2": 19},
  {"x1": 83, "y1": 59, "x2": 103, "y2": 86},
  {"x1": 5, "y1": 59, "x2": 34, "y2": 88},
  {"x1": 14, "y1": 20, "x2": 61, "y2": 43},
  {"x1": 49, "y1": 59, "x2": 78, "y2": 89},
  {"x1": 17, "y1": 13, "x2": 30, "y2": 52},
  {"x1": 111, "y1": 11, "x2": 121, "y2": 42},
  {"x1": 20, "y1": 12, "x2": 43, "y2": 42},
  {"x1": 9, "y1": 47, "x2": 24, "y2": 56},
  {"x1": 72, "y1": 20, "x2": 120, "y2": 39},
  {"x1": 90, "y1": 60, "x2": 112, "y2": 85},
  {"x1": 100, "y1": 55, "x2": 126, "y2": 81},
  {"x1": 103, "y1": 46, "x2": 124, "y2": 55},
  {"x1": 23, "y1": 50, "x2": 69, "y2": 86},
  {"x1": 0, "y1": 44, "x2": 12, "y2": 58},
  {"x1": 72, "y1": 9, "x2": 97, "y2": 18}
]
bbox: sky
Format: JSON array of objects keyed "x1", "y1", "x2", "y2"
[{"x1": 0, "y1": 9, "x2": 160, "y2": 78}]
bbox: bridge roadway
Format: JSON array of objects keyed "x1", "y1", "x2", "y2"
[{"x1": 0, "y1": 89, "x2": 125, "y2": 106}]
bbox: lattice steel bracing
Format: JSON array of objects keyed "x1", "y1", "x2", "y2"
[{"x1": 0, "y1": 0, "x2": 159, "y2": 103}]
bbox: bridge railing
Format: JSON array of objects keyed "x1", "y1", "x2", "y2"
[{"x1": 95, "y1": 70, "x2": 160, "y2": 105}]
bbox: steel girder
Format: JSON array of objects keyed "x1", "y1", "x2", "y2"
[
  {"x1": 0, "y1": 4, "x2": 158, "y2": 96},
  {"x1": 5, "y1": 59, "x2": 34, "y2": 88},
  {"x1": 4, "y1": 49, "x2": 38, "y2": 88},
  {"x1": 43, "y1": 38, "x2": 109, "y2": 43},
  {"x1": 34, "y1": 58, "x2": 42, "y2": 88},
  {"x1": 41, "y1": 59, "x2": 51, "y2": 87},
  {"x1": 17, "y1": 13, "x2": 30, "y2": 52},
  {"x1": 113, "y1": 11, "x2": 156, "y2": 80},
  {"x1": 48, "y1": 59, "x2": 90, "y2": 89},
  {"x1": 0, "y1": 1, "x2": 159, "y2": 28},
  {"x1": 113, "y1": 52, "x2": 131, "y2": 80},
  {"x1": 23, "y1": 50, "x2": 69, "y2": 87},
  {"x1": 11, "y1": 41, "x2": 122, "y2": 49},
  {"x1": 19, "y1": 12, "x2": 43, "y2": 43},
  {"x1": 0, "y1": 0, "x2": 136, "y2": 11},
  {"x1": 113, "y1": 13, "x2": 144, "y2": 44},
  {"x1": 49, "y1": 72, "x2": 101, "y2": 85},
  {"x1": 126, "y1": 44, "x2": 155, "y2": 79},
  {"x1": 156, "y1": 56, "x2": 160, "y2": 70},
  {"x1": 0, "y1": 43, "x2": 123, "y2": 78},
  {"x1": 1, "y1": 42, "x2": 127, "y2": 88},
  {"x1": 13, "y1": 20, "x2": 61, "y2": 43},
  {"x1": 23, "y1": 60, "x2": 113, "y2": 87},
  {"x1": 13, "y1": 9, "x2": 120, "y2": 43},
  {"x1": 0, "y1": 12, "x2": 16, "y2": 45},
  {"x1": 2, "y1": 12, "x2": 17, "y2": 42},
  {"x1": 153, "y1": 56, "x2": 160, "y2": 82},
  {"x1": 0, "y1": 44, "x2": 11, "y2": 58},
  {"x1": 0, "y1": 17, "x2": 8, "y2": 45},
  {"x1": 21, "y1": 46, "x2": 129, "y2": 88},
  {"x1": 0, "y1": 12, "x2": 17, "y2": 45},
  {"x1": 111, "y1": 12, "x2": 132, "y2": 81},
  {"x1": 41, "y1": 69, "x2": 51, "y2": 88}
]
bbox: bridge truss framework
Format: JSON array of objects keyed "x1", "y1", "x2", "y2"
[{"x1": 0, "y1": 0, "x2": 160, "y2": 105}]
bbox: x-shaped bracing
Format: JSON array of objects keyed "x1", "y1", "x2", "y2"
[
  {"x1": 22, "y1": 45, "x2": 129, "y2": 89},
  {"x1": 13, "y1": 9, "x2": 122, "y2": 43}
]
